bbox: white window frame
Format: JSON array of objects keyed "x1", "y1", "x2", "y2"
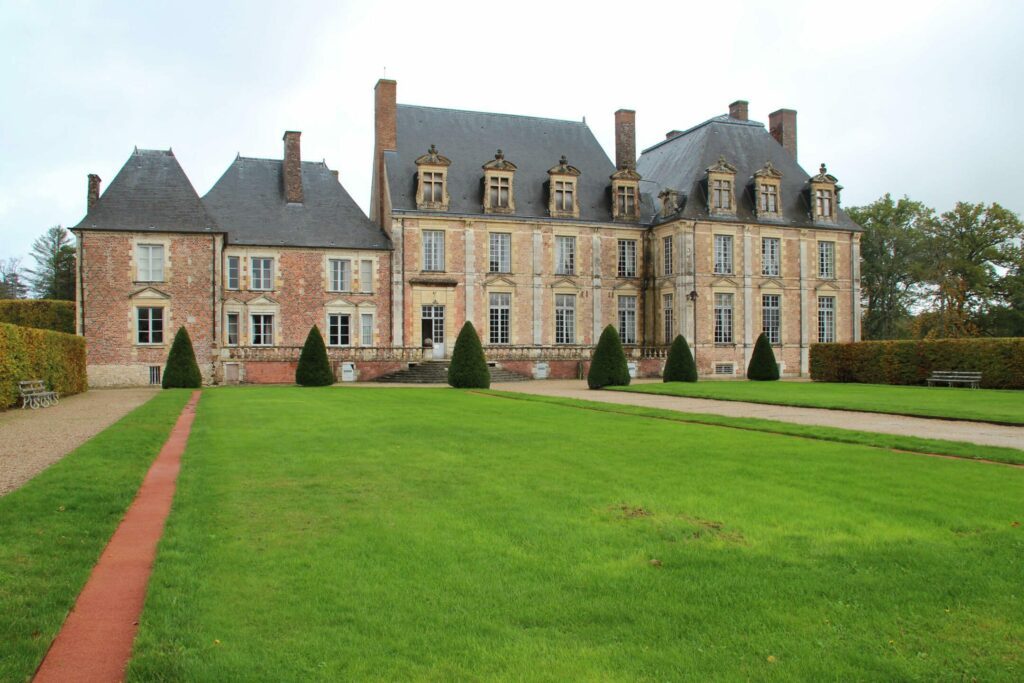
[
  {"x1": 713, "y1": 179, "x2": 732, "y2": 210},
  {"x1": 328, "y1": 312, "x2": 351, "y2": 347},
  {"x1": 226, "y1": 255, "x2": 240, "y2": 290},
  {"x1": 329, "y1": 259, "x2": 351, "y2": 292},
  {"x1": 251, "y1": 313, "x2": 274, "y2": 346},
  {"x1": 137, "y1": 244, "x2": 164, "y2": 282},
  {"x1": 663, "y1": 293, "x2": 674, "y2": 342},
  {"x1": 616, "y1": 185, "x2": 636, "y2": 215},
  {"x1": 554, "y1": 294, "x2": 576, "y2": 344},
  {"x1": 663, "y1": 236, "x2": 673, "y2": 276},
  {"x1": 816, "y1": 188, "x2": 834, "y2": 218},
  {"x1": 617, "y1": 295, "x2": 637, "y2": 344},
  {"x1": 818, "y1": 241, "x2": 835, "y2": 279},
  {"x1": 760, "y1": 183, "x2": 778, "y2": 213},
  {"x1": 251, "y1": 257, "x2": 274, "y2": 291},
  {"x1": 423, "y1": 230, "x2": 445, "y2": 272},
  {"x1": 489, "y1": 233, "x2": 511, "y2": 273},
  {"x1": 714, "y1": 235, "x2": 733, "y2": 275},
  {"x1": 489, "y1": 176, "x2": 511, "y2": 209},
  {"x1": 818, "y1": 296, "x2": 836, "y2": 343},
  {"x1": 762, "y1": 294, "x2": 781, "y2": 345},
  {"x1": 555, "y1": 236, "x2": 576, "y2": 275},
  {"x1": 360, "y1": 260, "x2": 373, "y2": 293},
  {"x1": 225, "y1": 312, "x2": 239, "y2": 346},
  {"x1": 136, "y1": 306, "x2": 164, "y2": 345},
  {"x1": 618, "y1": 240, "x2": 637, "y2": 278},
  {"x1": 714, "y1": 293, "x2": 734, "y2": 344},
  {"x1": 360, "y1": 313, "x2": 374, "y2": 347},
  {"x1": 762, "y1": 237, "x2": 781, "y2": 277},
  {"x1": 489, "y1": 292, "x2": 511, "y2": 345}
]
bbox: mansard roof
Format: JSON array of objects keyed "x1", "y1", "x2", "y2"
[
  {"x1": 203, "y1": 157, "x2": 390, "y2": 250},
  {"x1": 386, "y1": 104, "x2": 627, "y2": 223},
  {"x1": 72, "y1": 149, "x2": 216, "y2": 233},
  {"x1": 637, "y1": 115, "x2": 860, "y2": 230}
]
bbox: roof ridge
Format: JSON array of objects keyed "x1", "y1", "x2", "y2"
[
  {"x1": 398, "y1": 103, "x2": 589, "y2": 128},
  {"x1": 640, "y1": 115, "x2": 764, "y2": 155},
  {"x1": 234, "y1": 156, "x2": 330, "y2": 168}
]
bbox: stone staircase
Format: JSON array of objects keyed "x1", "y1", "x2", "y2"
[{"x1": 373, "y1": 360, "x2": 530, "y2": 384}]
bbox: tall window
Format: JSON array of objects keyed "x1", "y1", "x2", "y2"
[
  {"x1": 136, "y1": 307, "x2": 163, "y2": 344},
  {"x1": 360, "y1": 313, "x2": 374, "y2": 346},
  {"x1": 489, "y1": 233, "x2": 511, "y2": 273},
  {"x1": 251, "y1": 257, "x2": 273, "y2": 290},
  {"x1": 329, "y1": 259, "x2": 351, "y2": 292},
  {"x1": 663, "y1": 236, "x2": 673, "y2": 275},
  {"x1": 712, "y1": 179, "x2": 732, "y2": 210},
  {"x1": 815, "y1": 188, "x2": 834, "y2": 218},
  {"x1": 489, "y1": 292, "x2": 511, "y2": 344},
  {"x1": 137, "y1": 244, "x2": 164, "y2": 282},
  {"x1": 818, "y1": 241, "x2": 835, "y2": 279},
  {"x1": 554, "y1": 180, "x2": 575, "y2": 212},
  {"x1": 555, "y1": 236, "x2": 575, "y2": 275},
  {"x1": 226, "y1": 256, "x2": 240, "y2": 290},
  {"x1": 762, "y1": 294, "x2": 781, "y2": 345},
  {"x1": 663, "y1": 293, "x2": 674, "y2": 342},
  {"x1": 360, "y1": 260, "x2": 373, "y2": 293},
  {"x1": 714, "y1": 293, "x2": 733, "y2": 344},
  {"x1": 555, "y1": 294, "x2": 575, "y2": 344},
  {"x1": 423, "y1": 230, "x2": 445, "y2": 272},
  {"x1": 818, "y1": 296, "x2": 835, "y2": 343},
  {"x1": 328, "y1": 313, "x2": 350, "y2": 346},
  {"x1": 618, "y1": 295, "x2": 637, "y2": 344},
  {"x1": 251, "y1": 314, "x2": 274, "y2": 346},
  {"x1": 225, "y1": 312, "x2": 239, "y2": 346},
  {"x1": 489, "y1": 176, "x2": 510, "y2": 208},
  {"x1": 616, "y1": 185, "x2": 636, "y2": 216},
  {"x1": 618, "y1": 240, "x2": 637, "y2": 278},
  {"x1": 422, "y1": 172, "x2": 444, "y2": 203},
  {"x1": 762, "y1": 237, "x2": 780, "y2": 277},
  {"x1": 759, "y1": 184, "x2": 778, "y2": 213},
  {"x1": 714, "y1": 235, "x2": 733, "y2": 274}
]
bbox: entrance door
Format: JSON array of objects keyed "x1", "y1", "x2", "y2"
[{"x1": 421, "y1": 305, "x2": 445, "y2": 358}]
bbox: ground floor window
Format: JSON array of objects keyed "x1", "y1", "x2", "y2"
[
  {"x1": 555, "y1": 294, "x2": 575, "y2": 344},
  {"x1": 148, "y1": 365, "x2": 161, "y2": 385},
  {"x1": 818, "y1": 296, "x2": 836, "y2": 343},
  {"x1": 251, "y1": 314, "x2": 274, "y2": 346},
  {"x1": 762, "y1": 294, "x2": 781, "y2": 345},
  {"x1": 714, "y1": 293, "x2": 733, "y2": 344},
  {"x1": 663, "y1": 293, "x2": 674, "y2": 342},
  {"x1": 328, "y1": 313, "x2": 351, "y2": 346},
  {"x1": 226, "y1": 312, "x2": 239, "y2": 346},
  {"x1": 618, "y1": 295, "x2": 637, "y2": 344},
  {"x1": 137, "y1": 307, "x2": 163, "y2": 345},
  {"x1": 489, "y1": 292, "x2": 510, "y2": 344},
  {"x1": 360, "y1": 313, "x2": 374, "y2": 347}
]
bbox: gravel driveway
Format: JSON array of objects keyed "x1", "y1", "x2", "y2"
[{"x1": 0, "y1": 388, "x2": 159, "y2": 495}]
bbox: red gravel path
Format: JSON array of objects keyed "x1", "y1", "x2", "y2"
[{"x1": 33, "y1": 391, "x2": 201, "y2": 683}]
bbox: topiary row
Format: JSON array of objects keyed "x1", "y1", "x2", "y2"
[
  {"x1": 0, "y1": 322, "x2": 86, "y2": 408},
  {"x1": 0, "y1": 299, "x2": 75, "y2": 334}
]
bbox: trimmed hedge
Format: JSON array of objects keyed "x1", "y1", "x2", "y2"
[
  {"x1": 448, "y1": 321, "x2": 490, "y2": 389},
  {"x1": 0, "y1": 322, "x2": 86, "y2": 409},
  {"x1": 296, "y1": 326, "x2": 334, "y2": 386},
  {"x1": 810, "y1": 338, "x2": 1024, "y2": 389},
  {"x1": 663, "y1": 335, "x2": 698, "y2": 382},
  {"x1": 588, "y1": 325, "x2": 630, "y2": 389},
  {"x1": 747, "y1": 333, "x2": 780, "y2": 381},
  {"x1": 0, "y1": 299, "x2": 75, "y2": 333},
  {"x1": 162, "y1": 327, "x2": 202, "y2": 389}
]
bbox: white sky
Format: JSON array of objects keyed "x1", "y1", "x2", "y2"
[{"x1": 2, "y1": 0, "x2": 1022, "y2": 262}]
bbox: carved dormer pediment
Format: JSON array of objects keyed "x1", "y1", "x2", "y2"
[
  {"x1": 415, "y1": 144, "x2": 451, "y2": 167},
  {"x1": 482, "y1": 149, "x2": 516, "y2": 171},
  {"x1": 548, "y1": 155, "x2": 580, "y2": 218},
  {"x1": 416, "y1": 144, "x2": 450, "y2": 211},
  {"x1": 483, "y1": 150, "x2": 516, "y2": 214},
  {"x1": 808, "y1": 163, "x2": 841, "y2": 222},
  {"x1": 547, "y1": 155, "x2": 581, "y2": 177},
  {"x1": 610, "y1": 166, "x2": 641, "y2": 181},
  {"x1": 754, "y1": 160, "x2": 784, "y2": 179},
  {"x1": 707, "y1": 156, "x2": 737, "y2": 174},
  {"x1": 810, "y1": 163, "x2": 837, "y2": 184},
  {"x1": 128, "y1": 286, "x2": 170, "y2": 300}
]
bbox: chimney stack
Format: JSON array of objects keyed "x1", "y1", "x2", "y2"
[
  {"x1": 729, "y1": 100, "x2": 749, "y2": 121},
  {"x1": 665, "y1": 130, "x2": 683, "y2": 140},
  {"x1": 87, "y1": 174, "x2": 101, "y2": 210},
  {"x1": 614, "y1": 109, "x2": 636, "y2": 170},
  {"x1": 374, "y1": 79, "x2": 398, "y2": 228},
  {"x1": 282, "y1": 131, "x2": 303, "y2": 204},
  {"x1": 769, "y1": 109, "x2": 798, "y2": 160}
]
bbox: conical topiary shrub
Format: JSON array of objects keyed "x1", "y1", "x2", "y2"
[
  {"x1": 587, "y1": 325, "x2": 631, "y2": 389},
  {"x1": 296, "y1": 325, "x2": 335, "y2": 386},
  {"x1": 747, "y1": 332, "x2": 780, "y2": 381},
  {"x1": 448, "y1": 321, "x2": 490, "y2": 388},
  {"x1": 162, "y1": 326, "x2": 202, "y2": 388},
  {"x1": 663, "y1": 335, "x2": 698, "y2": 382}
]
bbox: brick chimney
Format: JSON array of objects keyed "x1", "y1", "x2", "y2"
[
  {"x1": 374, "y1": 79, "x2": 397, "y2": 228},
  {"x1": 769, "y1": 109, "x2": 798, "y2": 160},
  {"x1": 614, "y1": 109, "x2": 636, "y2": 170},
  {"x1": 729, "y1": 100, "x2": 749, "y2": 121},
  {"x1": 87, "y1": 174, "x2": 101, "y2": 209},
  {"x1": 282, "y1": 131, "x2": 303, "y2": 204}
]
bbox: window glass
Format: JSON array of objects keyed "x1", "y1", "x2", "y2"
[
  {"x1": 423, "y1": 231, "x2": 445, "y2": 271},
  {"x1": 663, "y1": 236, "x2": 673, "y2": 275},
  {"x1": 137, "y1": 244, "x2": 164, "y2": 282},
  {"x1": 714, "y1": 235, "x2": 733, "y2": 274},
  {"x1": 663, "y1": 293, "x2": 674, "y2": 342},
  {"x1": 714, "y1": 293, "x2": 734, "y2": 344},
  {"x1": 360, "y1": 313, "x2": 373, "y2": 346},
  {"x1": 137, "y1": 307, "x2": 163, "y2": 344},
  {"x1": 618, "y1": 240, "x2": 637, "y2": 278},
  {"x1": 360, "y1": 260, "x2": 373, "y2": 293},
  {"x1": 489, "y1": 292, "x2": 511, "y2": 344},
  {"x1": 555, "y1": 294, "x2": 575, "y2": 344},
  {"x1": 762, "y1": 237, "x2": 780, "y2": 277},
  {"x1": 762, "y1": 294, "x2": 781, "y2": 345},
  {"x1": 251, "y1": 258, "x2": 273, "y2": 290},
  {"x1": 328, "y1": 313, "x2": 350, "y2": 346},
  {"x1": 555, "y1": 236, "x2": 576, "y2": 275},
  {"x1": 330, "y1": 259, "x2": 351, "y2": 291},
  {"x1": 618, "y1": 295, "x2": 637, "y2": 344},
  {"x1": 489, "y1": 233, "x2": 511, "y2": 273},
  {"x1": 226, "y1": 256, "x2": 239, "y2": 290},
  {"x1": 251, "y1": 314, "x2": 274, "y2": 345},
  {"x1": 819, "y1": 241, "x2": 835, "y2": 279},
  {"x1": 226, "y1": 312, "x2": 239, "y2": 346},
  {"x1": 818, "y1": 296, "x2": 836, "y2": 343}
]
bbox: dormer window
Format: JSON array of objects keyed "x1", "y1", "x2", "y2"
[
  {"x1": 547, "y1": 155, "x2": 581, "y2": 219},
  {"x1": 809, "y1": 163, "x2": 841, "y2": 223},
  {"x1": 610, "y1": 163, "x2": 641, "y2": 221},
  {"x1": 482, "y1": 149, "x2": 516, "y2": 214},
  {"x1": 415, "y1": 144, "x2": 451, "y2": 211},
  {"x1": 658, "y1": 189, "x2": 680, "y2": 217},
  {"x1": 706, "y1": 156, "x2": 737, "y2": 216},
  {"x1": 753, "y1": 161, "x2": 783, "y2": 218}
]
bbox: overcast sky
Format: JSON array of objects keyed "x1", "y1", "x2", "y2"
[{"x1": 2, "y1": 0, "x2": 1022, "y2": 263}]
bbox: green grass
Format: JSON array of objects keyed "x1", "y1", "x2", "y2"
[
  {"x1": 612, "y1": 381, "x2": 1024, "y2": 424},
  {"x1": 129, "y1": 387, "x2": 1024, "y2": 680},
  {"x1": 485, "y1": 390, "x2": 1024, "y2": 465},
  {"x1": 0, "y1": 390, "x2": 191, "y2": 682}
]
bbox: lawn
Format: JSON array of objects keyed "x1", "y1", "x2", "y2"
[
  {"x1": 0, "y1": 389, "x2": 192, "y2": 683},
  {"x1": 128, "y1": 387, "x2": 1024, "y2": 680},
  {"x1": 612, "y1": 381, "x2": 1024, "y2": 424}
]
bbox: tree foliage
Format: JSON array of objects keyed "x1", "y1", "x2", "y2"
[
  {"x1": 162, "y1": 326, "x2": 202, "y2": 388},
  {"x1": 663, "y1": 335, "x2": 697, "y2": 382},
  {"x1": 27, "y1": 226, "x2": 75, "y2": 300},
  {"x1": 0, "y1": 258, "x2": 29, "y2": 299},
  {"x1": 296, "y1": 326, "x2": 334, "y2": 386},
  {"x1": 747, "y1": 333, "x2": 780, "y2": 381},
  {"x1": 587, "y1": 325, "x2": 630, "y2": 389},
  {"x1": 447, "y1": 321, "x2": 490, "y2": 388}
]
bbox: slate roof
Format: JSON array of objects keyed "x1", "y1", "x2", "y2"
[
  {"x1": 203, "y1": 157, "x2": 390, "y2": 249},
  {"x1": 387, "y1": 105, "x2": 633, "y2": 224},
  {"x1": 72, "y1": 149, "x2": 217, "y2": 233},
  {"x1": 637, "y1": 115, "x2": 861, "y2": 231}
]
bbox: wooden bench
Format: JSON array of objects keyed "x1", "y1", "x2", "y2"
[
  {"x1": 926, "y1": 370, "x2": 982, "y2": 388},
  {"x1": 18, "y1": 380, "x2": 59, "y2": 409}
]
